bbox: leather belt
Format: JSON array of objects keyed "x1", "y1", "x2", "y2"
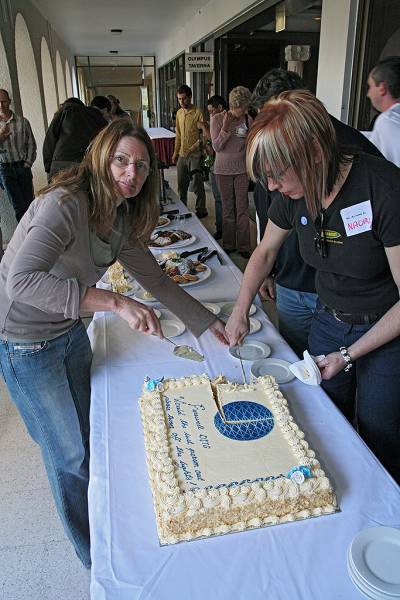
[{"x1": 323, "y1": 305, "x2": 383, "y2": 325}]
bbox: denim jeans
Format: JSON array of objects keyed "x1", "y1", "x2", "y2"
[
  {"x1": 309, "y1": 302, "x2": 400, "y2": 483},
  {"x1": 0, "y1": 320, "x2": 92, "y2": 567},
  {"x1": 275, "y1": 284, "x2": 318, "y2": 358},
  {"x1": 0, "y1": 163, "x2": 34, "y2": 221},
  {"x1": 210, "y1": 169, "x2": 222, "y2": 232}
]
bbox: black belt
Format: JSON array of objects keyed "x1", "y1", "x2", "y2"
[
  {"x1": 0, "y1": 160, "x2": 25, "y2": 168},
  {"x1": 323, "y1": 305, "x2": 383, "y2": 325}
]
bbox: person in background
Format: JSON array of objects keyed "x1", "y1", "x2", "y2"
[
  {"x1": 196, "y1": 95, "x2": 227, "y2": 239},
  {"x1": 0, "y1": 88, "x2": 36, "y2": 222},
  {"x1": 251, "y1": 68, "x2": 383, "y2": 356},
  {"x1": 362, "y1": 56, "x2": 400, "y2": 166},
  {"x1": 0, "y1": 119, "x2": 227, "y2": 569},
  {"x1": 107, "y1": 94, "x2": 129, "y2": 120},
  {"x1": 43, "y1": 97, "x2": 109, "y2": 180},
  {"x1": 172, "y1": 84, "x2": 208, "y2": 218},
  {"x1": 226, "y1": 90, "x2": 400, "y2": 484},
  {"x1": 210, "y1": 86, "x2": 252, "y2": 258},
  {"x1": 89, "y1": 95, "x2": 112, "y2": 123}
]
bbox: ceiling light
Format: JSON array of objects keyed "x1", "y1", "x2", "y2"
[{"x1": 313, "y1": 16, "x2": 321, "y2": 21}]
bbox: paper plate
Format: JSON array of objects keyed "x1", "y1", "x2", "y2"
[
  {"x1": 154, "y1": 216, "x2": 170, "y2": 230},
  {"x1": 149, "y1": 234, "x2": 196, "y2": 250},
  {"x1": 177, "y1": 265, "x2": 212, "y2": 287},
  {"x1": 201, "y1": 302, "x2": 221, "y2": 315},
  {"x1": 229, "y1": 340, "x2": 271, "y2": 361},
  {"x1": 160, "y1": 319, "x2": 186, "y2": 338},
  {"x1": 251, "y1": 358, "x2": 295, "y2": 384},
  {"x1": 220, "y1": 301, "x2": 256, "y2": 317},
  {"x1": 135, "y1": 289, "x2": 158, "y2": 303},
  {"x1": 153, "y1": 309, "x2": 161, "y2": 319},
  {"x1": 350, "y1": 527, "x2": 400, "y2": 595},
  {"x1": 248, "y1": 317, "x2": 262, "y2": 334}
]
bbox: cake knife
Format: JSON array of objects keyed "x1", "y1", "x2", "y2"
[{"x1": 237, "y1": 346, "x2": 247, "y2": 384}]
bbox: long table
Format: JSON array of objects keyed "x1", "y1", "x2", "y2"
[
  {"x1": 146, "y1": 127, "x2": 176, "y2": 165},
  {"x1": 88, "y1": 196, "x2": 400, "y2": 600}
]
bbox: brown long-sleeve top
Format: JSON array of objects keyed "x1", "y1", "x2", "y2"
[{"x1": 0, "y1": 188, "x2": 215, "y2": 341}]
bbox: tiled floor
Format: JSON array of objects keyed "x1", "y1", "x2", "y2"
[{"x1": 0, "y1": 167, "x2": 277, "y2": 600}]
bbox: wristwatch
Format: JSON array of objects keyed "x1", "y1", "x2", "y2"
[{"x1": 339, "y1": 346, "x2": 353, "y2": 372}]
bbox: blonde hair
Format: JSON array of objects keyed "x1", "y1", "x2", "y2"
[
  {"x1": 246, "y1": 89, "x2": 346, "y2": 219},
  {"x1": 229, "y1": 86, "x2": 252, "y2": 109},
  {"x1": 39, "y1": 120, "x2": 159, "y2": 242}
]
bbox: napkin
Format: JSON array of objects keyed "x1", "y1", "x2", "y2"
[{"x1": 289, "y1": 350, "x2": 325, "y2": 385}]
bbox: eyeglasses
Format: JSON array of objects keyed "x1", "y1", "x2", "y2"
[
  {"x1": 314, "y1": 210, "x2": 327, "y2": 258},
  {"x1": 111, "y1": 154, "x2": 150, "y2": 175}
]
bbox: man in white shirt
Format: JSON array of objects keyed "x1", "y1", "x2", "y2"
[{"x1": 362, "y1": 56, "x2": 400, "y2": 167}]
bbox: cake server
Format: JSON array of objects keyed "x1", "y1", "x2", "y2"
[{"x1": 154, "y1": 334, "x2": 204, "y2": 362}]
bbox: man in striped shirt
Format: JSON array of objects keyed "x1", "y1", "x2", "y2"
[{"x1": 0, "y1": 89, "x2": 36, "y2": 222}]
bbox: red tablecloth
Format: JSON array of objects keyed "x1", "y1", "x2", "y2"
[{"x1": 146, "y1": 128, "x2": 176, "y2": 166}]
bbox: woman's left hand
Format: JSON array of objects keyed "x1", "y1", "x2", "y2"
[
  {"x1": 317, "y1": 352, "x2": 347, "y2": 380},
  {"x1": 209, "y1": 319, "x2": 230, "y2": 345}
]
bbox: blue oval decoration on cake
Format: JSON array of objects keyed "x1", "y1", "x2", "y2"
[{"x1": 214, "y1": 401, "x2": 274, "y2": 441}]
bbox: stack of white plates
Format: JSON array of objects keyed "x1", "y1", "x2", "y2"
[{"x1": 347, "y1": 527, "x2": 400, "y2": 599}]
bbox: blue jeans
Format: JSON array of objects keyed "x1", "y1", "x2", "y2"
[
  {"x1": 309, "y1": 302, "x2": 400, "y2": 483},
  {"x1": 0, "y1": 163, "x2": 34, "y2": 221},
  {"x1": 0, "y1": 320, "x2": 92, "y2": 567},
  {"x1": 210, "y1": 170, "x2": 222, "y2": 232},
  {"x1": 275, "y1": 284, "x2": 318, "y2": 357}
]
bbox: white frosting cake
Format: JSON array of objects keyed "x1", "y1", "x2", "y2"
[{"x1": 140, "y1": 374, "x2": 337, "y2": 544}]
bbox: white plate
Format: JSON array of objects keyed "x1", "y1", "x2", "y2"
[
  {"x1": 219, "y1": 301, "x2": 256, "y2": 317},
  {"x1": 160, "y1": 319, "x2": 185, "y2": 338},
  {"x1": 229, "y1": 340, "x2": 271, "y2": 361},
  {"x1": 153, "y1": 309, "x2": 161, "y2": 319},
  {"x1": 251, "y1": 358, "x2": 295, "y2": 384},
  {"x1": 149, "y1": 234, "x2": 196, "y2": 250},
  {"x1": 134, "y1": 289, "x2": 158, "y2": 303},
  {"x1": 350, "y1": 527, "x2": 400, "y2": 595},
  {"x1": 248, "y1": 317, "x2": 261, "y2": 334},
  {"x1": 347, "y1": 551, "x2": 392, "y2": 600},
  {"x1": 174, "y1": 265, "x2": 212, "y2": 287},
  {"x1": 154, "y1": 216, "x2": 170, "y2": 230},
  {"x1": 201, "y1": 302, "x2": 221, "y2": 316}
]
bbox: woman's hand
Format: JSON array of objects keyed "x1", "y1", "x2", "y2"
[
  {"x1": 222, "y1": 110, "x2": 236, "y2": 133},
  {"x1": 225, "y1": 308, "x2": 249, "y2": 346},
  {"x1": 208, "y1": 319, "x2": 229, "y2": 345},
  {"x1": 317, "y1": 352, "x2": 347, "y2": 380},
  {"x1": 115, "y1": 297, "x2": 163, "y2": 337},
  {"x1": 259, "y1": 276, "x2": 276, "y2": 301}
]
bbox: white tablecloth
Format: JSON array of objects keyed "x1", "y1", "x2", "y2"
[
  {"x1": 88, "y1": 201, "x2": 400, "y2": 600},
  {"x1": 145, "y1": 127, "x2": 176, "y2": 140}
]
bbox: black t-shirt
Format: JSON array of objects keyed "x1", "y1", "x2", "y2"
[
  {"x1": 254, "y1": 115, "x2": 383, "y2": 293},
  {"x1": 268, "y1": 154, "x2": 400, "y2": 313}
]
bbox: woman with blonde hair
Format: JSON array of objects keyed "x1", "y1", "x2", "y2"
[
  {"x1": 210, "y1": 85, "x2": 252, "y2": 257},
  {"x1": 0, "y1": 119, "x2": 227, "y2": 568},
  {"x1": 226, "y1": 89, "x2": 400, "y2": 483}
]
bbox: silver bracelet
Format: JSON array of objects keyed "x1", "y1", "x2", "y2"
[{"x1": 339, "y1": 346, "x2": 353, "y2": 372}]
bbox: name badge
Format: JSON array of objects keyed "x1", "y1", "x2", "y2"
[{"x1": 340, "y1": 200, "x2": 372, "y2": 237}]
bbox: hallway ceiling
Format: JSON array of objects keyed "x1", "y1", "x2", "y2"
[{"x1": 31, "y1": 0, "x2": 203, "y2": 56}]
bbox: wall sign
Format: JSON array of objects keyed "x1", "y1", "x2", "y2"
[{"x1": 185, "y1": 53, "x2": 214, "y2": 72}]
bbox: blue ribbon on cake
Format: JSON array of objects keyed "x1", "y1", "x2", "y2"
[
  {"x1": 287, "y1": 465, "x2": 312, "y2": 484},
  {"x1": 145, "y1": 376, "x2": 165, "y2": 392}
]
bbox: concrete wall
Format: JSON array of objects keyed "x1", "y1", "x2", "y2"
[
  {"x1": 316, "y1": 0, "x2": 358, "y2": 118},
  {"x1": 157, "y1": 0, "x2": 259, "y2": 66},
  {"x1": 0, "y1": 0, "x2": 75, "y2": 242}
]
